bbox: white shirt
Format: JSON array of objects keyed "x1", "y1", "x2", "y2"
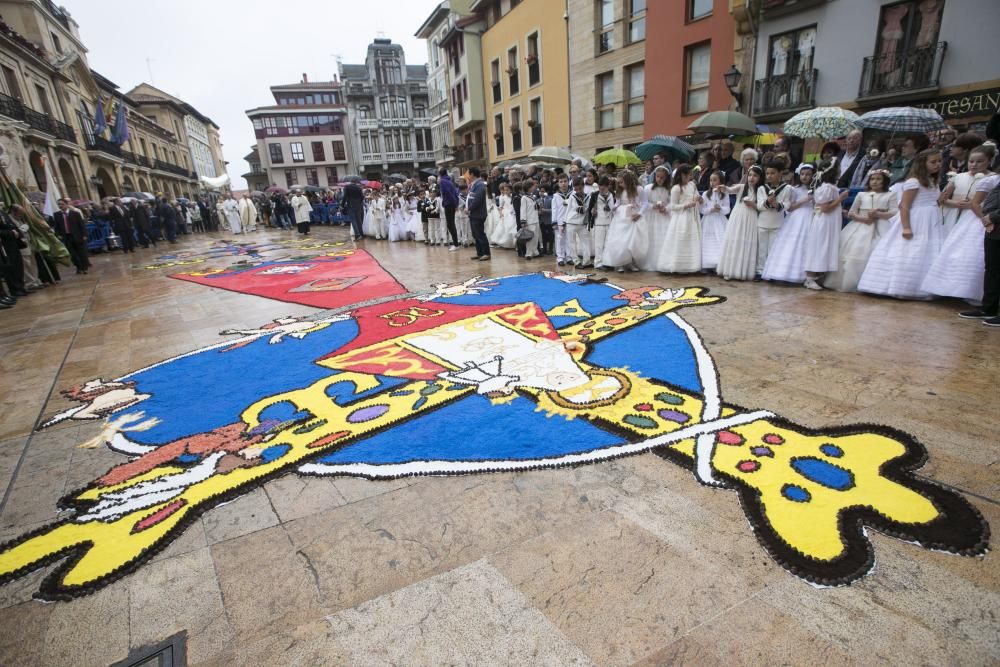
[
  {"x1": 551, "y1": 190, "x2": 572, "y2": 225},
  {"x1": 592, "y1": 192, "x2": 616, "y2": 226},
  {"x1": 564, "y1": 191, "x2": 589, "y2": 226}
]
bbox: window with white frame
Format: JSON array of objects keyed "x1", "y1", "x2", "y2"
[{"x1": 685, "y1": 42, "x2": 711, "y2": 114}]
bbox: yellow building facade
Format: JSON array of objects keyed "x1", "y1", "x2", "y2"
[{"x1": 474, "y1": 0, "x2": 569, "y2": 164}]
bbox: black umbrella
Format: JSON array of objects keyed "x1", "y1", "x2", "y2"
[
  {"x1": 302, "y1": 185, "x2": 326, "y2": 193},
  {"x1": 123, "y1": 191, "x2": 155, "y2": 201},
  {"x1": 340, "y1": 175, "x2": 365, "y2": 183},
  {"x1": 387, "y1": 173, "x2": 408, "y2": 183},
  {"x1": 419, "y1": 167, "x2": 437, "y2": 176}
]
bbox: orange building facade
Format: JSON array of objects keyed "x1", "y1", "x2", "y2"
[{"x1": 644, "y1": 0, "x2": 736, "y2": 137}]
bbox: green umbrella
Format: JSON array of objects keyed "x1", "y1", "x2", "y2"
[
  {"x1": 592, "y1": 148, "x2": 643, "y2": 167},
  {"x1": 635, "y1": 135, "x2": 697, "y2": 162},
  {"x1": 686, "y1": 110, "x2": 758, "y2": 136}
]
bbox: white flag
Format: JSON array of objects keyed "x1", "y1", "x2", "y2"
[{"x1": 42, "y1": 158, "x2": 62, "y2": 217}]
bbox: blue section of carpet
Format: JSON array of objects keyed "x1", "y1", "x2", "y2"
[
  {"x1": 316, "y1": 392, "x2": 610, "y2": 464},
  {"x1": 586, "y1": 315, "x2": 702, "y2": 394}
]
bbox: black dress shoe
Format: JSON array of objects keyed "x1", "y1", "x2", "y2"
[
  {"x1": 0, "y1": 301, "x2": 12, "y2": 309},
  {"x1": 0, "y1": 296, "x2": 15, "y2": 305},
  {"x1": 12, "y1": 290, "x2": 28, "y2": 297}
]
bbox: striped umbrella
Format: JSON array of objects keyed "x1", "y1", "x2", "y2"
[
  {"x1": 592, "y1": 148, "x2": 643, "y2": 167},
  {"x1": 857, "y1": 107, "x2": 947, "y2": 134},
  {"x1": 634, "y1": 135, "x2": 696, "y2": 162},
  {"x1": 783, "y1": 107, "x2": 861, "y2": 139}
]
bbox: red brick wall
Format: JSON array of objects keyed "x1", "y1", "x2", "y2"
[{"x1": 645, "y1": 0, "x2": 736, "y2": 137}]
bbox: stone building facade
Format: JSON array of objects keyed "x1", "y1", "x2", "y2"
[
  {"x1": 339, "y1": 38, "x2": 435, "y2": 180},
  {"x1": 567, "y1": 0, "x2": 646, "y2": 157},
  {"x1": 246, "y1": 78, "x2": 355, "y2": 190}
]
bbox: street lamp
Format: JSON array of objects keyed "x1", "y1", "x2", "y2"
[{"x1": 723, "y1": 65, "x2": 743, "y2": 107}]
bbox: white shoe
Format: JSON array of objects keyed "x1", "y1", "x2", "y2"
[
  {"x1": 804, "y1": 278, "x2": 823, "y2": 290},
  {"x1": 448, "y1": 245, "x2": 459, "y2": 252}
]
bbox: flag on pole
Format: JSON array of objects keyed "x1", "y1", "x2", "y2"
[
  {"x1": 111, "y1": 99, "x2": 129, "y2": 145},
  {"x1": 41, "y1": 157, "x2": 62, "y2": 218},
  {"x1": 93, "y1": 98, "x2": 107, "y2": 136}
]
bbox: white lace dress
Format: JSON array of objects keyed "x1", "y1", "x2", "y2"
[
  {"x1": 761, "y1": 185, "x2": 813, "y2": 283},
  {"x1": 858, "y1": 178, "x2": 944, "y2": 299},
  {"x1": 825, "y1": 190, "x2": 898, "y2": 292},
  {"x1": 602, "y1": 188, "x2": 648, "y2": 269},
  {"x1": 656, "y1": 182, "x2": 702, "y2": 273},
  {"x1": 716, "y1": 183, "x2": 759, "y2": 281}
]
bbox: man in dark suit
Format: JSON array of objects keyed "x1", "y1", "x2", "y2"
[
  {"x1": 155, "y1": 197, "x2": 178, "y2": 244},
  {"x1": 108, "y1": 198, "x2": 135, "y2": 253},
  {"x1": 0, "y1": 205, "x2": 26, "y2": 303},
  {"x1": 466, "y1": 166, "x2": 490, "y2": 261},
  {"x1": 53, "y1": 198, "x2": 89, "y2": 274},
  {"x1": 960, "y1": 180, "x2": 1000, "y2": 326},
  {"x1": 343, "y1": 182, "x2": 365, "y2": 240}
]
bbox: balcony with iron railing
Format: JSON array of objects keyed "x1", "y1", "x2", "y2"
[
  {"x1": 753, "y1": 68, "x2": 817, "y2": 119},
  {"x1": 453, "y1": 143, "x2": 486, "y2": 164},
  {"x1": 530, "y1": 123, "x2": 543, "y2": 147},
  {"x1": 86, "y1": 135, "x2": 122, "y2": 158},
  {"x1": 0, "y1": 92, "x2": 76, "y2": 142},
  {"x1": 153, "y1": 158, "x2": 192, "y2": 177},
  {"x1": 858, "y1": 42, "x2": 946, "y2": 102}
]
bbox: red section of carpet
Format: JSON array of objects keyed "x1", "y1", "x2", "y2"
[{"x1": 169, "y1": 250, "x2": 407, "y2": 309}]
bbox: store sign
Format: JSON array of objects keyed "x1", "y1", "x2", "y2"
[{"x1": 914, "y1": 87, "x2": 1000, "y2": 120}]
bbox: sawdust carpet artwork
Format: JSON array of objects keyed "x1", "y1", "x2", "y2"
[{"x1": 0, "y1": 267, "x2": 988, "y2": 600}]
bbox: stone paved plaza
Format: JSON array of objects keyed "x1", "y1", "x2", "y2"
[{"x1": 0, "y1": 227, "x2": 996, "y2": 666}]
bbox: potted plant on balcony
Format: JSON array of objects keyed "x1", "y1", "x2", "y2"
[
  {"x1": 526, "y1": 119, "x2": 539, "y2": 128},
  {"x1": 509, "y1": 124, "x2": 520, "y2": 134},
  {"x1": 493, "y1": 131, "x2": 503, "y2": 140},
  {"x1": 505, "y1": 66, "x2": 518, "y2": 76}
]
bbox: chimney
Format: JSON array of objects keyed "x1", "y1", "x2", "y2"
[{"x1": 302, "y1": 73, "x2": 308, "y2": 83}]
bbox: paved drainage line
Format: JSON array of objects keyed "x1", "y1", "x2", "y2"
[{"x1": 0, "y1": 277, "x2": 99, "y2": 516}]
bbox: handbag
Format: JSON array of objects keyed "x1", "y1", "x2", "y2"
[{"x1": 516, "y1": 226, "x2": 535, "y2": 241}]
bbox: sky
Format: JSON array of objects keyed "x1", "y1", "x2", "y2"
[{"x1": 64, "y1": 0, "x2": 441, "y2": 189}]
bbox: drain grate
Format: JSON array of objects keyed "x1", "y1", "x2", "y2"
[{"x1": 111, "y1": 631, "x2": 187, "y2": 667}]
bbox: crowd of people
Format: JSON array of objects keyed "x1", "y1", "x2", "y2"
[
  {"x1": 294, "y1": 126, "x2": 995, "y2": 328},
  {"x1": 5, "y1": 123, "x2": 999, "y2": 328}
]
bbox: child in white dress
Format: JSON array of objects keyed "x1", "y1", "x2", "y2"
[
  {"x1": 602, "y1": 170, "x2": 647, "y2": 272},
  {"x1": 922, "y1": 144, "x2": 997, "y2": 302},
  {"x1": 803, "y1": 163, "x2": 848, "y2": 290},
  {"x1": 642, "y1": 167, "x2": 671, "y2": 271},
  {"x1": 939, "y1": 163, "x2": 990, "y2": 239},
  {"x1": 405, "y1": 192, "x2": 423, "y2": 241},
  {"x1": 859, "y1": 149, "x2": 946, "y2": 299},
  {"x1": 371, "y1": 192, "x2": 387, "y2": 240},
  {"x1": 717, "y1": 166, "x2": 763, "y2": 281},
  {"x1": 388, "y1": 190, "x2": 408, "y2": 242},
  {"x1": 426, "y1": 189, "x2": 444, "y2": 245},
  {"x1": 456, "y1": 180, "x2": 472, "y2": 246},
  {"x1": 762, "y1": 164, "x2": 816, "y2": 284},
  {"x1": 825, "y1": 170, "x2": 898, "y2": 292},
  {"x1": 699, "y1": 170, "x2": 729, "y2": 271},
  {"x1": 519, "y1": 181, "x2": 541, "y2": 259},
  {"x1": 656, "y1": 164, "x2": 702, "y2": 273},
  {"x1": 490, "y1": 184, "x2": 517, "y2": 248},
  {"x1": 590, "y1": 176, "x2": 617, "y2": 269}
]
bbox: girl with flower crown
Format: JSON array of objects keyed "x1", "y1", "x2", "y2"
[
  {"x1": 762, "y1": 163, "x2": 816, "y2": 284},
  {"x1": 922, "y1": 143, "x2": 998, "y2": 303},
  {"x1": 825, "y1": 169, "x2": 898, "y2": 292},
  {"x1": 859, "y1": 149, "x2": 945, "y2": 299}
]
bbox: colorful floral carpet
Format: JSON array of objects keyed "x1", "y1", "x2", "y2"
[
  {"x1": 0, "y1": 272, "x2": 988, "y2": 600},
  {"x1": 168, "y1": 248, "x2": 407, "y2": 309}
]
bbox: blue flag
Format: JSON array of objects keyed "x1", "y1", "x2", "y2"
[
  {"x1": 93, "y1": 98, "x2": 107, "y2": 135},
  {"x1": 111, "y1": 99, "x2": 129, "y2": 145}
]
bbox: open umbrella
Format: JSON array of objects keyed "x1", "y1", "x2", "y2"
[
  {"x1": 363, "y1": 180, "x2": 383, "y2": 189},
  {"x1": 528, "y1": 146, "x2": 574, "y2": 164},
  {"x1": 302, "y1": 185, "x2": 326, "y2": 193},
  {"x1": 387, "y1": 173, "x2": 408, "y2": 183},
  {"x1": 123, "y1": 191, "x2": 155, "y2": 201},
  {"x1": 592, "y1": 148, "x2": 643, "y2": 168},
  {"x1": 177, "y1": 197, "x2": 190, "y2": 204},
  {"x1": 249, "y1": 190, "x2": 265, "y2": 197},
  {"x1": 570, "y1": 153, "x2": 594, "y2": 171},
  {"x1": 634, "y1": 135, "x2": 697, "y2": 162},
  {"x1": 265, "y1": 186, "x2": 287, "y2": 194},
  {"x1": 340, "y1": 175, "x2": 365, "y2": 183},
  {"x1": 857, "y1": 107, "x2": 947, "y2": 135},
  {"x1": 687, "y1": 110, "x2": 758, "y2": 136},
  {"x1": 783, "y1": 107, "x2": 861, "y2": 139}
]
